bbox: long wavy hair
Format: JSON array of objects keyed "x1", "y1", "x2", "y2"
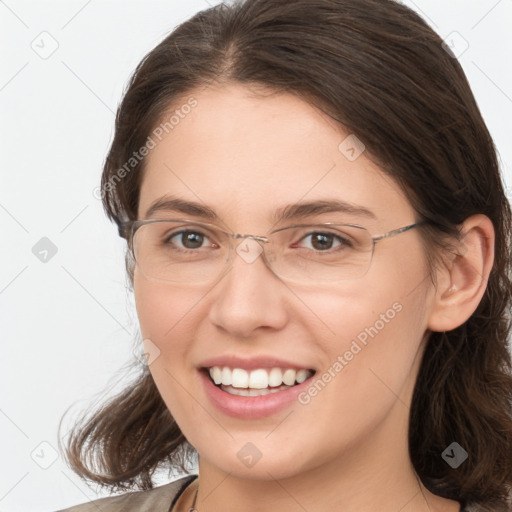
[{"x1": 59, "y1": 1, "x2": 512, "y2": 509}]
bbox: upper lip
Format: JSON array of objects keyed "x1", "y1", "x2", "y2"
[{"x1": 199, "y1": 355, "x2": 315, "y2": 371}]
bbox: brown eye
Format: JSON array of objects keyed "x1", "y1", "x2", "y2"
[
  {"x1": 298, "y1": 231, "x2": 352, "y2": 251},
  {"x1": 165, "y1": 230, "x2": 210, "y2": 250}
]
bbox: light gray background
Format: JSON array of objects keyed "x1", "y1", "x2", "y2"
[{"x1": 1, "y1": 1, "x2": 511, "y2": 511}]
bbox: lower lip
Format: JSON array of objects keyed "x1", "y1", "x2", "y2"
[{"x1": 199, "y1": 370, "x2": 314, "y2": 419}]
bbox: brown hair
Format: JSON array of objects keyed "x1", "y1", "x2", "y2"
[{"x1": 59, "y1": 0, "x2": 512, "y2": 509}]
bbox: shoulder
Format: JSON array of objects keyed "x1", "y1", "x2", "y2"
[{"x1": 54, "y1": 475, "x2": 198, "y2": 512}]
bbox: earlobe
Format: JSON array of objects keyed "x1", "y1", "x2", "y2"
[{"x1": 427, "y1": 214, "x2": 495, "y2": 333}]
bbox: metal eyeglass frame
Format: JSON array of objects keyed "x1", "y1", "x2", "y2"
[{"x1": 117, "y1": 218, "x2": 425, "y2": 282}]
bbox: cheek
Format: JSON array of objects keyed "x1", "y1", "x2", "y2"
[
  {"x1": 299, "y1": 252, "x2": 430, "y2": 399},
  {"x1": 133, "y1": 278, "x2": 206, "y2": 423},
  {"x1": 299, "y1": 259, "x2": 427, "y2": 349},
  {"x1": 134, "y1": 281, "x2": 167, "y2": 343},
  {"x1": 134, "y1": 274, "x2": 203, "y2": 345},
  {"x1": 294, "y1": 288, "x2": 428, "y2": 441}
]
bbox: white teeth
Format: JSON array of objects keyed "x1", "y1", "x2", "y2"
[
  {"x1": 207, "y1": 366, "x2": 313, "y2": 389},
  {"x1": 221, "y1": 366, "x2": 232, "y2": 386},
  {"x1": 296, "y1": 369, "x2": 309, "y2": 384},
  {"x1": 282, "y1": 369, "x2": 296, "y2": 386},
  {"x1": 248, "y1": 369, "x2": 269, "y2": 389},
  {"x1": 232, "y1": 368, "x2": 249, "y2": 388},
  {"x1": 221, "y1": 384, "x2": 292, "y2": 396},
  {"x1": 211, "y1": 366, "x2": 222, "y2": 385},
  {"x1": 268, "y1": 367, "x2": 282, "y2": 387}
]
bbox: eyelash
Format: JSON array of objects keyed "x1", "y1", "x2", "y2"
[{"x1": 163, "y1": 229, "x2": 353, "y2": 253}]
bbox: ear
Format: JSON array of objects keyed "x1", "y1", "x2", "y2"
[{"x1": 427, "y1": 214, "x2": 495, "y2": 332}]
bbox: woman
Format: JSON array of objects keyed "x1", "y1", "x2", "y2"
[{"x1": 56, "y1": 0, "x2": 512, "y2": 510}]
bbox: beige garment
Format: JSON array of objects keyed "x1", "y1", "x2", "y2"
[{"x1": 54, "y1": 475, "x2": 197, "y2": 512}]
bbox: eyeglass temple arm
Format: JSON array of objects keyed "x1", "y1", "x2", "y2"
[{"x1": 372, "y1": 222, "x2": 423, "y2": 242}]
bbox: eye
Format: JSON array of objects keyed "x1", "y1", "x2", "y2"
[
  {"x1": 296, "y1": 231, "x2": 353, "y2": 251},
  {"x1": 165, "y1": 230, "x2": 215, "y2": 250}
]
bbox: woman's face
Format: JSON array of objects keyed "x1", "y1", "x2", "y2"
[{"x1": 134, "y1": 82, "x2": 435, "y2": 481}]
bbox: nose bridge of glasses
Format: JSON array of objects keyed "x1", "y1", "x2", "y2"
[
  {"x1": 231, "y1": 233, "x2": 269, "y2": 243},
  {"x1": 228, "y1": 232, "x2": 274, "y2": 270}
]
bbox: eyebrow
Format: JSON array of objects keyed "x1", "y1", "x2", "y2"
[{"x1": 144, "y1": 196, "x2": 377, "y2": 223}]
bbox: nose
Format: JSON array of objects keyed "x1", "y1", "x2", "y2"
[{"x1": 207, "y1": 239, "x2": 289, "y2": 338}]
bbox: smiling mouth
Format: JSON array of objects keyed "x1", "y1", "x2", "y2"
[{"x1": 203, "y1": 366, "x2": 316, "y2": 396}]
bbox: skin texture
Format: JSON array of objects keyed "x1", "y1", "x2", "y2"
[{"x1": 134, "y1": 82, "x2": 494, "y2": 512}]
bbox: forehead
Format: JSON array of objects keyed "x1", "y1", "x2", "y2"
[{"x1": 138, "y1": 82, "x2": 414, "y2": 230}]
